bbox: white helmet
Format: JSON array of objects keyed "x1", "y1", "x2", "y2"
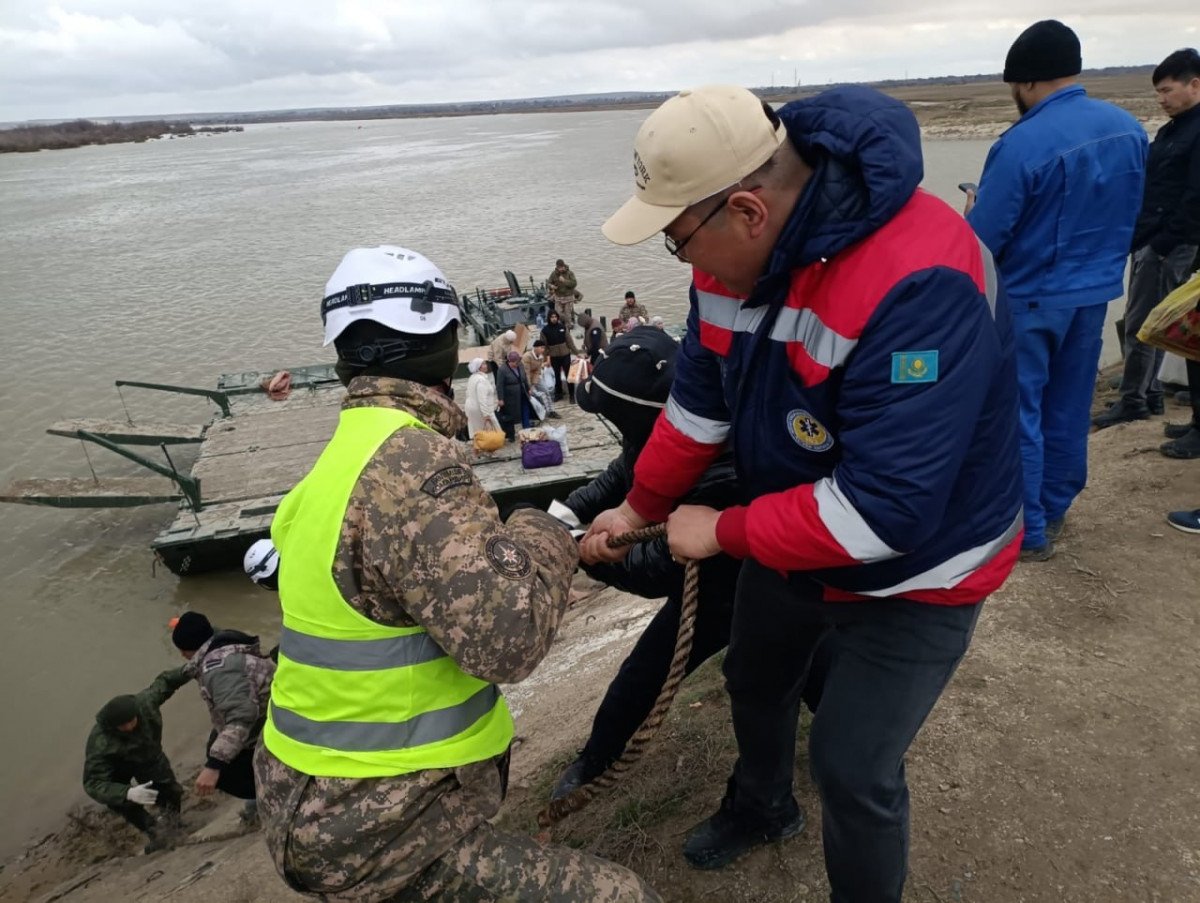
[
  {"x1": 243, "y1": 538, "x2": 279, "y2": 585},
  {"x1": 321, "y1": 246, "x2": 460, "y2": 347}
]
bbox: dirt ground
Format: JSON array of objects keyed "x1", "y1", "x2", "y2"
[
  {"x1": 879, "y1": 73, "x2": 1166, "y2": 138},
  {"x1": 3, "y1": 366, "x2": 1197, "y2": 902}
]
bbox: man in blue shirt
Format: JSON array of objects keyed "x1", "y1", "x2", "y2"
[{"x1": 966, "y1": 20, "x2": 1147, "y2": 560}]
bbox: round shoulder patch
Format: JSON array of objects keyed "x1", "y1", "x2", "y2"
[
  {"x1": 484, "y1": 536, "x2": 534, "y2": 580},
  {"x1": 786, "y1": 409, "x2": 835, "y2": 453}
]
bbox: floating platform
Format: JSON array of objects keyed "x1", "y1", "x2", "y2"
[{"x1": 1, "y1": 359, "x2": 621, "y2": 576}]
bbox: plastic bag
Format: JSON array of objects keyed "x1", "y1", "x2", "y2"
[
  {"x1": 473, "y1": 430, "x2": 505, "y2": 453},
  {"x1": 543, "y1": 424, "x2": 569, "y2": 458},
  {"x1": 516, "y1": 427, "x2": 547, "y2": 445},
  {"x1": 568, "y1": 357, "x2": 591, "y2": 384},
  {"x1": 1138, "y1": 271, "x2": 1200, "y2": 362},
  {"x1": 529, "y1": 393, "x2": 546, "y2": 421},
  {"x1": 540, "y1": 367, "x2": 556, "y2": 393},
  {"x1": 521, "y1": 439, "x2": 564, "y2": 469}
]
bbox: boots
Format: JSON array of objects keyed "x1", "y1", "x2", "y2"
[
  {"x1": 1092, "y1": 400, "x2": 1150, "y2": 430},
  {"x1": 682, "y1": 780, "x2": 805, "y2": 870},
  {"x1": 550, "y1": 753, "x2": 607, "y2": 801},
  {"x1": 1161, "y1": 427, "x2": 1200, "y2": 459}
]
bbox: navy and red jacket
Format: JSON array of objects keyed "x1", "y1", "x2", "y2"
[{"x1": 627, "y1": 86, "x2": 1024, "y2": 605}]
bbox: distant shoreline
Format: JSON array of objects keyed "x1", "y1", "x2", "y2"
[
  {"x1": 3, "y1": 69, "x2": 1164, "y2": 152},
  {"x1": 0, "y1": 120, "x2": 243, "y2": 154}
]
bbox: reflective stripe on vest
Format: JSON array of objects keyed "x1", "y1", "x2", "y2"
[{"x1": 263, "y1": 405, "x2": 513, "y2": 778}]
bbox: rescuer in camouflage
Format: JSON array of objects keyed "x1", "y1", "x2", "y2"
[
  {"x1": 83, "y1": 667, "x2": 189, "y2": 850},
  {"x1": 254, "y1": 246, "x2": 660, "y2": 902}
]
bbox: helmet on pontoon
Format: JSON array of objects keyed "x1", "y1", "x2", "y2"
[
  {"x1": 321, "y1": 246, "x2": 460, "y2": 347},
  {"x1": 244, "y1": 538, "x2": 280, "y2": 589}
]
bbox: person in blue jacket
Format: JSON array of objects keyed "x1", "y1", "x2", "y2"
[
  {"x1": 583, "y1": 84, "x2": 1023, "y2": 902},
  {"x1": 965, "y1": 20, "x2": 1148, "y2": 560}
]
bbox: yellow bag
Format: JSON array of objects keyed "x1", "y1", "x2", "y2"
[
  {"x1": 473, "y1": 430, "x2": 505, "y2": 453},
  {"x1": 1137, "y1": 271, "x2": 1200, "y2": 362}
]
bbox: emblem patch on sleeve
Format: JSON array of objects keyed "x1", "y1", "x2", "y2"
[
  {"x1": 891, "y1": 350, "x2": 939, "y2": 384},
  {"x1": 421, "y1": 466, "x2": 473, "y2": 498},
  {"x1": 786, "y1": 409, "x2": 835, "y2": 453},
  {"x1": 484, "y1": 536, "x2": 534, "y2": 580}
]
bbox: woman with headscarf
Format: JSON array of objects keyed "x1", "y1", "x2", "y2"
[
  {"x1": 583, "y1": 315, "x2": 608, "y2": 368},
  {"x1": 463, "y1": 358, "x2": 500, "y2": 438},
  {"x1": 540, "y1": 309, "x2": 573, "y2": 403},
  {"x1": 496, "y1": 350, "x2": 533, "y2": 441}
]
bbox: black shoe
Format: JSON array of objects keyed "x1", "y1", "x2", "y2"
[
  {"x1": 1161, "y1": 428, "x2": 1200, "y2": 460},
  {"x1": 1148, "y1": 396, "x2": 1165, "y2": 416},
  {"x1": 682, "y1": 791, "x2": 805, "y2": 870},
  {"x1": 550, "y1": 754, "x2": 607, "y2": 801},
  {"x1": 1092, "y1": 401, "x2": 1150, "y2": 430},
  {"x1": 1045, "y1": 517, "x2": 1065, "y2": 543},
  {"x1": 1164, "y1": 421, "x2": 1197, "y2": 440},
  {"x1": 1019, "y1": 541, "x2": 1056, "y2": 563},
  {"x1": 546, "y1": 411, "x2": 562, "y2": 420}
]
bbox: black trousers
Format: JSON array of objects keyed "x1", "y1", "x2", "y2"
[
  {"x1": 550, "y1": 355, "x2": 572, "y2": 401},
  {"x1": 581, "y1": 556, "x2": 830, "y2": 771},
  {"x1": 724, "y1": 561, "x2": 982, "y2": 903},
  {"x1": 208, "y1": 731, "x2": 259, "y2": 800}
]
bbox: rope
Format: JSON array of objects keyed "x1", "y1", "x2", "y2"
[{"x1": 537, "y1": 524, "x2": 698, "y2": 827}]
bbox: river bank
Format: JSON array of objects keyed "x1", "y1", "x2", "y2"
[
  {"x1": 0, "y1": 121, "x2": 243, "y2": 154},
  {"x1": 3, "y1": 371, "x2": 1198, "y2": 902}
]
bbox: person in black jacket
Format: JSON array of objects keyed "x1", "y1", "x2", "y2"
[
  {"x1": 1095, "y1": 48, "x2": 1200, "y2": 446},
  {"x1": 496, "y1": 349, "x2": 533, "y2": 440},
  {"x1": 582, "y1": 315, "x2": 608, "y2": 367},
  {"x1": 551, "y1": 326, "x2": 830, "y2": 799},
  {"x1": 541, "y1": 310, "x2": 574, "y2": 402}
]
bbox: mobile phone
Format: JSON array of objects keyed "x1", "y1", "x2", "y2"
[{"x1": 957, "y1": 182, "x2": 978, "y2": 194}]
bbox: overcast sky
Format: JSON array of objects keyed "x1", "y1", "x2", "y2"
[{"x1": 1, "y1": 0, "x2": 1196, "y2": 122}]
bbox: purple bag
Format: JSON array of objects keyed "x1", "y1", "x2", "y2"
[{"x1": 521, "y1": 439, "x2": 563, "y2": 469}]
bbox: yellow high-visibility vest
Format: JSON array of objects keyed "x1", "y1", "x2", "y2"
[{"x1": 263, "y1": 405, "x2": 513, "y2": 778}]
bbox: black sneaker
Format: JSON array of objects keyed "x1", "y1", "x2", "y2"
[
  {"x1": 1019, "y1": 542, "x2": 1055, "y2": 563},
  {"x1": 1045, "y1": 517, "x2": 1065, "y2": 543},
  {"x1": 1161, "y1": 428, "x2": 1200, "y2": 460},
  {"x1": 1164, "y1": 421, "x2": 1197, "y2": 440},
  {"x1": 550, "y1": 753, "x2": 607, "y2": 801},
  {"x1": 682, "y1": 792, "x2": 805, "y2": 870},
  {"x1": 1092, "y1": 401, "x2": 1150, "y2": 430},
  {"x1": 1148, "y1": 396, "x2": 1165, "y2": 416},
  {"x1": 546, "y1": 411, "x2": 562, "y2": 420}
]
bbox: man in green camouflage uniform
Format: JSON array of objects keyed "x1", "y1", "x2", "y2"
[
  {"x1": 83, "y1": 667, "x2": 189, "y2": 850},
  {"x1": 619, "y1": 290, "x2": 649, "y2": 324},
  {"x1": 548, "y1": 259, "x2": 581, "y2": 353},
  {"x1": 254, "y1": 245, "x2": 659, "y2": 903}
]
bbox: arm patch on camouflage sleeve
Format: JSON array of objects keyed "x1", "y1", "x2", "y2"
[
  {"x1": 485, "y1": 536, "x2": 534, "y2": 579},
  {"x1": 421, "y1": 466, "x2": 474, "y2": 498}
]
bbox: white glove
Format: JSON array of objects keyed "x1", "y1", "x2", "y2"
[{"x1": 126, "y1": 779, "x2": 159, "y2": 807}]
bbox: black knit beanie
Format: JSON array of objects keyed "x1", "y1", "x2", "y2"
[
  {"x1": 97, "y1": 695, "x2": 139, "y2": 730},
  {"x1": 1003, "y1": 20, "x2": 1081, "y2": 83},
  {"x1": 171, "y1": 611, "x2": 214, "y2": 652}
]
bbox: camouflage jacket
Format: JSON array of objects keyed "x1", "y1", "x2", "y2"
[
  {"x1": 547, "y1": 266, "x2": 577, "y2": 299},
  {"x1": 256, "y1": 376, "x2": 578, "y2": 901},
  {"x1": 83, "y1": 668, "x2": 189, "y2": 807},
  {"x1": 182, "y1": 629, "x2": 275, "y2": 767},
  {"x1": 619, "y1": 301, "x2": 649, "y2": 323}
]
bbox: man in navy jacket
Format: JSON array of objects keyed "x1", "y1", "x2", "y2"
[
  {"x1": 584, "y1": 85, "x2": 1022, "y2": 902},
  {"x1": 966, "y1": 20, "x2": 1147, "y2": 560},
  {"x1": 1094, "y1": 48, "x2": 1200, "y2": 455}
]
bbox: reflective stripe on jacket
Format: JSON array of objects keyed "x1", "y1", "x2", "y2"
[{"x1": 263, "y1": 406, "x2": 513, "y2": 778}]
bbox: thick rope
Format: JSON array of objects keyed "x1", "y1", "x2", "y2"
[{"x1": 537, "y1": 524, "x2": 698, "y2": 827}]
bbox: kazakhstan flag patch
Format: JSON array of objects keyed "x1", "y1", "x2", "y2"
[{"x1": 891, "y1": 350, "x2": 939, "y2": 384}]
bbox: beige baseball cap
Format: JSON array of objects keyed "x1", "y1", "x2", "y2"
[{"x1": 602, "y1": 85, "x2": 786, "y2": 246}]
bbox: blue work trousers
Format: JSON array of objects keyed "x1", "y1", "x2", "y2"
[
  {"x1": 724, "y1": 562, "x2": 982, "y2": 903},
  {"x1": 1013, "y1": 302, "x2": 1107, "y2": 548}
]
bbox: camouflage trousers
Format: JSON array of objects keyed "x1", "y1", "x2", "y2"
[
  {"x1": 553, "y1": 299, "x2": 580, "y2": 353},
  {"x1": 393, "y1": 820, "x2": 662, "y2": 903}
]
